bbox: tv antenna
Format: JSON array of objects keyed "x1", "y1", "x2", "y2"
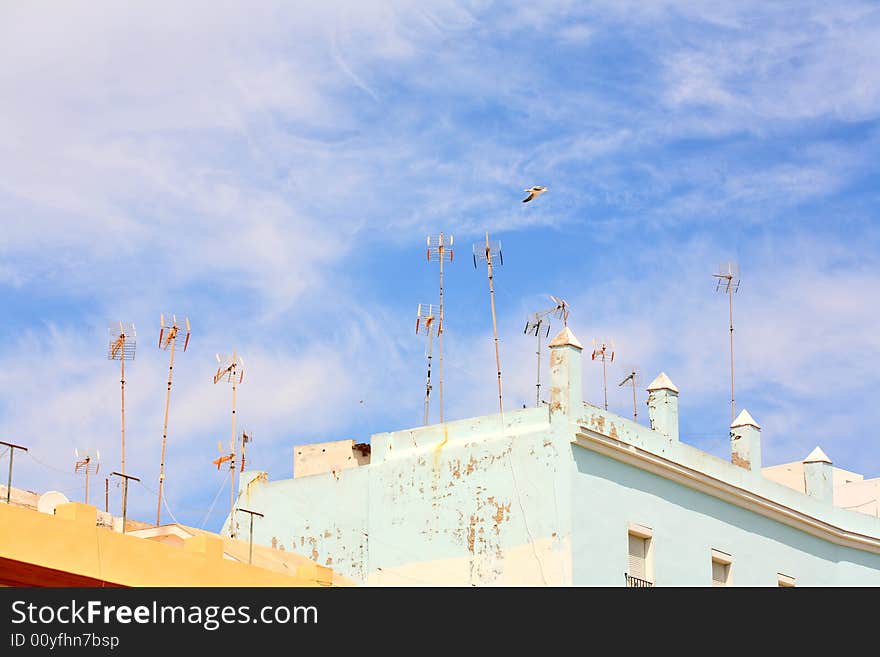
[
  {"x1": 426, "y1": 233, "x2": 453, "y2": 423},
  {"x1": 415, "y1": 303, "x2": 437, "y2": 425},
  {"x1": 524, "y1": 295, "x2": 571, "y2": 406},
  {"x1": 213, "y1": 351, "x2": 244, "y2": 538},
  {"x1": 713, "y1": 262, "x2": 741, "y2": 423},
  {"x1": 156, "y1": 313, "x2": 190, "y2": 527},
  {"x1": 107, "y1": 321, "x2": 136, "y2": 475},
  {"x1": 74, "y1": 448, "x2": 100, "y2": 506},
  {"x1": 1, "y1": 440, "x2": 28, "y2": 505},
  {"x1": 618, "y1": 365, "x2": 642, "y2": 422},
  {"x1": 591, "y1": 339, "x2": 615, "y2": 411},
  {"x1": 473, "y1": 232, "x2": 505, "y2": 422}
]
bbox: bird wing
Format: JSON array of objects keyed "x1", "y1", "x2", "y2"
[{"x1": 522, "y1": 193, "x2": 535, "y2": 203}]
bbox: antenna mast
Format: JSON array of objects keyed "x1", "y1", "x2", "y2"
[
  {"x1": 618, "y1": 366, "x2": 641, "y2": 422},
  {"x1": 426, "y1": 233, "x2": 453, "y2": 423},
  {"x1": 416, "y1": 304, "x2": 437, "y2": 425},
  {"x1": 473, "y1": 232, "x2": 505, "y2": 422},
  {"x1": 213, "y1": 352, "x2": 244, "y2": 538},
  {"x1": 591, "y1": 339, "x2": 615, "y2": 411},
  {"x1": 74, "y1": 448, "x2": 100, "y2": 505},
  {"x1": 525, "y1": 295, "x2": 570, "y2": 407},
  {"x1": 156, "y1": 313, "x2": 190, "y2": 526},
  {"x1": 108, "y1": 322, "x2": 136, "y2": 475},
  {"x1": 713, "y1": 262, "x2": 741, "y2": 423}
]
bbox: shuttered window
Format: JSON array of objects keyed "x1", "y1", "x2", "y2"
[
  {"x1": 712, "y1": 560, "x2": 729, "y2": 587},
  {"x1": 628, "y1": 534, "x2": 647, "y2": 580}
]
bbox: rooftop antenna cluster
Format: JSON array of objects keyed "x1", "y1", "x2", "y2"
[
  {"x1": 415, "y1": 303, "x2": 438, "y2": 425},
  {"x1": 213, "y1": 351, "x2": 245, "y2": 538},
  {"x1": 618, "y1": 365, "x2": 642, "y2": 422},
  {"x1": 524, "y1": 295, "x2": 571, "y2": 406},
  {"x1": 155, "y1": 314, "x2": 190, "y2": 527},
  {"x1": 107, "y1": 322, "x2": 136, "y2": 476},
  {"x1": 74, "y1": 448, "x2": 100, "y2": 506},
  {"x1": 426, "y1": 233, "x2": 453, "y2": 423},
  {"x1": 473, "y1": 232, "x2": 505, "y2": 422},
  {"x1": 713, "y1": 262, "x2": 741, "y2": 423},
  {"x1": 591, "y1": 339, "x2": 615, "y2": 411}
]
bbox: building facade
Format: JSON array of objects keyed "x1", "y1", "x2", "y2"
[{"x1": 224, "y1": 327, "x2": 880, "y2": 586}]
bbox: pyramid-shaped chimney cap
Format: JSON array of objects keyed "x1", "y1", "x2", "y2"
[
  {"x1": 646, "y1": 372, "x2": 678, "y2": 394},
  {"x1": 803, "y1": 446, "x2": 832, "y2": 464},
  {"x1": 548, "y1": 326, "x2": 583, "y2": 351},
  {"x1": 731, "y1": 409, "x2": 761, "y2": 430}
]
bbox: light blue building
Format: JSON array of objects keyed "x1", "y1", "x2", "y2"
[{"x1": 224, "y1": 327, "x2": 880, "y2": 586}]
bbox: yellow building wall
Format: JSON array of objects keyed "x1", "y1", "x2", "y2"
[{"x1": 0, "y1": 502, "x2": 341, "y2": 587}]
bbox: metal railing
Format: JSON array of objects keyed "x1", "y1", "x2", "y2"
[{"x1": 625, "y1": 573, "x2": 654, "y2": 587}]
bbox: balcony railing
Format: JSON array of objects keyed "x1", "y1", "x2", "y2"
[{"x1": 625, "y1": 573, "x2": 654, "y2": 587}]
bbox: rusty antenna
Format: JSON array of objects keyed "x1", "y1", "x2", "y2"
[
  {"x1": 240, "y1": 429, "x2": 252, "y2": 473},
  {"x1": 618, "y1": 365, "x2": 642, "y2": 422},
  {"x1": 473, "y1": 232, "x2": 505, "y2": 422},
  {"x1": 74, "y1": 448, "x2": 100, "y2": 506},
  {"x1": 591, "y1": 339, "x2": 615, "y2": 411},
  {"x1": 525, "y1": 295, "x2": 571, "y2": 406},
  {"x1": 713, "y1": 262, "x2": 741, "y2": 423},
  {"x1": 415, "y1": 303, "x2": 437, "y2": 425},
  {"x1": 155, "y1": 313, "x2": 190, "y2": 527},
  {"x1": 213, "y1": 351, "x2": 244, "y2": 538},
  {"x1": 107, "y1": 321, "x2": 136, "y2": 476},
  {"x1": 426, "y1": 233, "x2": 453, "y2": 423}
]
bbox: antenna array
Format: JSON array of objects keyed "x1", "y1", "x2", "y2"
[
  {"x1": 74, "y1": 448, "x2": 100, "y2": 505},
  {"x1": 591, "y1": 339, "x2": 615, "y2": 411},
  {"x1": 713, "y1": 262, "x2": 741, "y2": 422},
  {"x1": 213, "y1": 352, "x2": 245, "y2": 538},
  {"x1": 416, "y1": 303, "x2": 437, "y2": 425},
  {"x1": 107, "y1": 322, "x2": 136, "y2": 476},
  {"x1": 473, "y1": 232, "x2": 505, "y2": 422},
  {"x1": 155, "y1": 313, "x2": 190, "y2": 526},
  {"x1": 426, "y1": 233, "x2": 453, "y2": 423},
  {"x1": 524, "y1": 295, "x2": 571, "y2": 406},
  {"x1": 617, "y1": 365, "x2": 642, "y2": 422}
]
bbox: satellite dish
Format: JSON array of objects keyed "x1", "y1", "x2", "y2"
[{"x1": 37, "y1": 490, "x2": 70, "y2": 515}]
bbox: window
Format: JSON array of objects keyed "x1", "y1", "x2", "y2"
[
  {"x1": 711, "y1": 549, "x2": 732, "y2": 587},
  {"x1": 777, "y1": 573, "x2": 796, "y2": 587},
  {"x1": 626, "y1": 523, "x2": 653, "y2": 587}
]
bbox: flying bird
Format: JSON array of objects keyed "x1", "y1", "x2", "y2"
[{"x1": 522, "y1": 186, "x2": 547, "y2": 203}]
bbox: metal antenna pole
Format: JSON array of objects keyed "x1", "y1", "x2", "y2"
[
  {"x1": 213, "y1": 352, "x2": 244, "y2": 540},
  {"x1": 427, "y1": 233, "x2": 453, "y2": 423},
  {"x1": 714, "y1": 263, "x2": 740, "y2": 424},
  {"x1": 536, "y1": 323, "x2": 542, "y2": 407},
  {"x1": 591, "y1": 340, "x2": 615, "y2": 412},
  {"x1": 85, "y1": 461, "x2": 90, "y2": 505},
  {"x1": 1, "y1": 441, "x2": 28, "y2": 505},
  {"x1": 120, "y1": 341, "x2": 126, "y2": 475},
  {"x1": 484, "y1": 232, "x2": 504, "y2": 421},
  {"x1": 425, "y1": 327, "x2": 434, "y2": 425},
  {"x1": 156, "y1": 315, "x2": 190, "y2": 527},
  {"x1": 157, "y1": 328, "x2": 176, "y2": 525},
  {"x1": 632, "y1": 378, "x2": 638, "y2": 421},
  {"x1": 236, "y1": 507, "x2": 264, "y2": 564},
  {"x1": 729, "y1": 280, "x2": 735, "y2": 423},
  {"x1": 105, "y1": 478, "x2": 109, "y2": 512},
  {"x1": 230, "y1": 356, "x2": 237, "y2": 539},
  {"x1": 602, "y1": 356, "x2": 608, "y2": 411},
  {"x1": 438, "y1": 237, "x2": 445, "y2": 423},
  {"x1": 111, "y1": 471, "x2": 140, "y2": 534}
]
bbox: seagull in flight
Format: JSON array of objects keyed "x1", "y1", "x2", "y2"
[{"x1": 522, "y1": 185, "x2": 547, "y2": 203}]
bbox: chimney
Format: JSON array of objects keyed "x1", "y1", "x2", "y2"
[
  {"x1": 549, "y1": 327, "x2": 583, "y2": 420},
  {"x1": 803, "y1": 446, "x2": 833, "y2": 503},
  {"x1": 646, "y1": 372, "x2": 679, "y2": 441},
  {"x1": 730, "y1": 409, "x2": 761, "y2": 472}
]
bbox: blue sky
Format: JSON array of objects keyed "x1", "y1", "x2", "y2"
[{"x1": 1, "y1": 1, "x2": 879, "y2": 531}]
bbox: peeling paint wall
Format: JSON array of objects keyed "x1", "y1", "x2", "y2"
[{"x1": 294, "y1": 439, "x2": 366, "y2": 479}]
